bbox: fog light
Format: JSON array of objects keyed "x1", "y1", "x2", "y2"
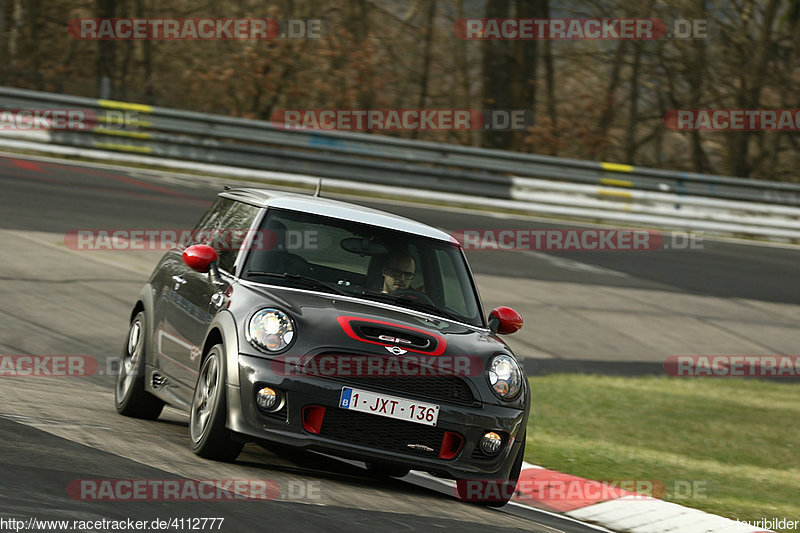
[
  {"x1": 256, "y1": 387, "x2": 278, "y2": 410},
  {"x1": 480, "y1": 431, "x2": 503, "y2": 455}
]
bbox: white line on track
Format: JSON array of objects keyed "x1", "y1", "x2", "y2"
[
  {"x1": 523, "y1": 251, "x2": 631, "y2": 278},
  {"x1": 408, "y1": 470, "x2": 616, "y2": 533}
]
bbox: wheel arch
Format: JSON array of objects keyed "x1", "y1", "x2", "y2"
[
  {"x1": 129, "y1": 301, "x2": 145, "y2": 323},
  {"x1": 203, "y1": 311, "x2": 240, "y2": 388},
  {"x1": 201, "y1": 311, "x2": 244, "y2": 437},
  {"x1": 131, "y1": 284, "x2": 157, "y2": 368}
]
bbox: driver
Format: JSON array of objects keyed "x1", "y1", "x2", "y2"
[{"x1": 381, "y1": 251, "x2": 416, "y2": 294}]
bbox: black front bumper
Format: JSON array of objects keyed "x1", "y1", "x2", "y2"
[{"x1": 226, "y1": 353, "x2": 527, "y2": 480}]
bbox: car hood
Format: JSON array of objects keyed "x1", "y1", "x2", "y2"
[{"x1": 231, "y1": 281, "x2": 513, "y2": 367}]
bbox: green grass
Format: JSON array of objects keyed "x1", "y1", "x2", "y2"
[{"x1": 524, "y1": 375, "x2": 800, "y2": 530}]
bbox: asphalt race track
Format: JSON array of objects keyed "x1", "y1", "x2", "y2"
[
  {"x1": 0, "y1": 154, "x2": 797, "y2": 532},
  {"x1": 1, "y1": 156, "x2": 797, "y2": 304}
]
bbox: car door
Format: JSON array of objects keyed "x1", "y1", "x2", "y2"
[
  {"x1": 151, "y1": 249, "x2": 191, "y2": 383},
  {"x1": 154, "y1": 197, "x2": 227, "y2": 387},
  {"x1": 164, "y1": 198, "x2": 260, "y2": 389}
]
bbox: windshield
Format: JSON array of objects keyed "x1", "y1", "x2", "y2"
[{"x1": 242, "y1": 208, "x2": 483, "y2": 327}]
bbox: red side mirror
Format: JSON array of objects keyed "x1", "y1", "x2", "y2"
[
  {"x1": 488, "y1": 306, "x2": 523, "y2": 335},
  {"x1": 182, "y1": 245, "x2": 218, "y2": 273}
]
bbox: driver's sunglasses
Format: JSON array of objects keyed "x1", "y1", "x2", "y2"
[{"x1": 385, "y1": 266, "x2": 415, "y2": 280}]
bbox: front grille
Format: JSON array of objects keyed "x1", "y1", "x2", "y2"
[
  {"x1": 336, "y1": 375, "x2": 475, "y2": 405},
  {"x1": 318, "y1": 407, "x2": 446, "y2": 456},
  {"x1": 309, "y1": 351, "x2": 477, "y2": 406}
]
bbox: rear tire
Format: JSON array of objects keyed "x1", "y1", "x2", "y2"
[
  {"x1": 189, "y1": 345, "x2": 243, "y2": 462},
  {"x1": 115, "y1": 311, "x2": 165, "y2": 420},
  {"x1": 456, "y1": 431, "x2": 525, "y2": 507}
]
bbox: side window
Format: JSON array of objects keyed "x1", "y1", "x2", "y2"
[
  {"x1": 193, "y1": 197, "x2": 259, "y2": 273},
  {"x1": 217, "y1": 201, "x2": 260, "y2": 273},
  {"x1": 193, "y1": 197, "x2": 231, "y2": 235}
]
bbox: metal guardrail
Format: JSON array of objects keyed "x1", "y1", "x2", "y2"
[
  {"x1": 2, "y1": 86, "x2": 800, "y2": 208},
  {"x1": 0, "y1": 86, "x2": 799, "y2": 241}
]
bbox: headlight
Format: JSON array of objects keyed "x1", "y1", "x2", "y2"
[
  {"x1": 487, "y1": 354, "x2": 522, "y2": 399},
  {"x1": 248, "y1": 308, "x2": 295, "y2": 352}
]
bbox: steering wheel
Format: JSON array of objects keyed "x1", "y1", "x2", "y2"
[{"x1": 391, "y1": 288, "x2": 435, "y2": 307}]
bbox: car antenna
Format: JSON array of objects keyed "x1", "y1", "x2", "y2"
[{"x1": 314, "y1": 178, "x2": 323, "y2": 197}]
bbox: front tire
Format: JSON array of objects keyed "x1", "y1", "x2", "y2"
[
  {"x1": 115, "y1": 311, "x2": 165, "y2": 420},
  {"x1": 189, "y1": 344, "x2": 243, "y2": 462}
]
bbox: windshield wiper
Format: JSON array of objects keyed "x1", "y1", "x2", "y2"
[
  {"x1": 359, "y1": 290, "x2": 462, "y2": 322},
  {"x1": 245, "y1": 271, "x2": 350, "y2": 296}
]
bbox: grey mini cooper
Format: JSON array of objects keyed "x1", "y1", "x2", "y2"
[{"x1": 115, "y1": 188, "x2": 529, "y2": 506}]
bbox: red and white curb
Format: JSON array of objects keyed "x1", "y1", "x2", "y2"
[
  {"x1": 420, "y1": 462, "x2": 772, "y2": 533},
  {"x1": 512, "y1": 463, "x2": 772, "y2": 533}
]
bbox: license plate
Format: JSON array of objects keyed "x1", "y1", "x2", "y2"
[{"x1": 339, "y1": 387, "x2": 440, "y2": 427}]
